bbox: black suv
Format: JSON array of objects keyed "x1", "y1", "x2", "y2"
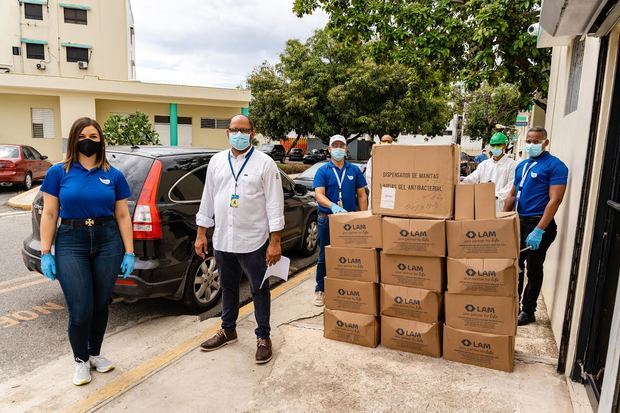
[
  {"x1": 258, "y1": 144, "x2": 286, "y2": 163},
  {"x1": 22, "y1": 147, "x2": 318, "y2": 311}
]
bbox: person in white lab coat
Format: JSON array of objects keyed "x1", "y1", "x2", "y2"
[
  {"x1": 365, "y1": 134, "x2": 393, "y2": 204},
  {"x1": 463, "y1": 132, "x2": 516, "y2": 211}
]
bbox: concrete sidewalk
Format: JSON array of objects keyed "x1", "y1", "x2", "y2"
[
  {"x1": 7, "y1": 186, "x2": 40, "y2": 210},
  {"x1": 0, "y1": 266, "x2": 587, "y2": 412}
]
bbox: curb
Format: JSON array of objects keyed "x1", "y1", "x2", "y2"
[{"x1": 7, "y1": 186, "x2": 40, "y2": 211}]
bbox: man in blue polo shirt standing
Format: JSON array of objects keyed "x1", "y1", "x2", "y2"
[
  {"x1": 504, "y1": 127, "x2": 568, "y2": 326},
  {"x1": 312, "y1": 135, "x2": 368, "y2": 306}
]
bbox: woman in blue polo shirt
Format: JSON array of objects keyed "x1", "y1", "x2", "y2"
[{"x1": 39, "y1": 117, "x2": 135, "y2": 386}]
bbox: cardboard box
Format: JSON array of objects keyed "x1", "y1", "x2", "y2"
[
  {"x1": 446, "y1": 212, "x2": 520, "y2": 258},
  {"x1": 380, "y1": 284, "x2": 442, "y2": 323},
  {"x1": 326, "y1": 246, "x2": 379, "y2": 283},
  {"x1": 443, "y1": 325, "x2": 515, "y2": 372},
  {"x1": 325, "y1": 278, "x2": 379, "y2": 315},
  {"x1": 445, "y1": 293, "x2": 517, "y2": 335},
  {"x1": 475, "y1": 183, "x2": 496, "y2": 219},
  {"x1": 329, "y1": 211, "x2": 382, "y2": 248},
  {"x1": 371, "y1": 144, "x2": 459, "y2": 219},
  {"x1": 324, "y1": 309, "x2": 379, "y2": 348},
  {"x1": 455, "y1": 184, "x2": 475, "y2": 220},
  {"x1": 380, "y1": 253, "x2": 444, "y2": 291},
  {"x1": 447, "y1": 258, "x2": 517, "y2": 297},
  {"x1": 382, "y1": 217, "x2": 446, "y2": 257},
  {"x1": 381, "y1": 316, "x2": 442, "y2": 357}
]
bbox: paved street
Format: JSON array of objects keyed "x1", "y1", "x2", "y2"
[
  {"x1": 0, "y1": 186, "x2": 25, "y2": 214},
  {"x1": 0, "y1": 212, "x2": 317, "y2": 381}
]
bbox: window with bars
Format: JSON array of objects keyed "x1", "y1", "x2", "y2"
[
  {"x1": 565, "y1": 38, "x2": 585, "y2": 115},
  {"x1": 64, "y1": 8, "x2": 87, "y2": 25},
  {"x1": 200, "y1": 118, "x2": 229, "y2": 129},
  {"x1": 154, "y1": 115, "x2": 192, "y2": 125},
  {"x1": 31, "y1": 108, "x2": 55, "y2": 139},
  {"x1": 24, "y1": 3, "x2": 43, "y2": 20},
  {"x1": 66, "y1": 46, "x2": 89, "y2": 62},
  {"x1": 26, "y1": 43, "x2": 44, "y2": 60}
]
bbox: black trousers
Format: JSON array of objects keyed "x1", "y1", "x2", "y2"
[{"x1": 518, "y1": 217, "x2": 557, "y2": 316}]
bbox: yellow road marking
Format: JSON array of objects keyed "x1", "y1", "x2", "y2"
[
  {"x1": 0, "y1": 278, "x2": 49, "y2": 295},
  {"x1": 0, "y1": 273, "x2": 41, "y2": 288},
  {"x1": 67, "y1": 269, "x2": 314, "y2": 413}
]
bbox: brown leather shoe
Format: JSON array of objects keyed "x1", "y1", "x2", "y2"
[
  {"x1": 200, "y1": 328, "x2": 237, "y2": 352},
  {"x1": 255, "y1": 338, "x2": 272, "y2": 364}
]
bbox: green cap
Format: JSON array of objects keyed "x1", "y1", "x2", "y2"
[{"x1": 490, "y1": 132, "x2": 508, "y2": 145}]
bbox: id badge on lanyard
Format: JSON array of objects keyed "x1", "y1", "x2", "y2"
[
  {"x1": 332, "y1": 167, "x2": 346, "y2": 208},
  {"x1": 515, "y1": 161, "x2": 537, "y2": 212},
  {"x1": 228, "y1": 148, "x2": 254, "y2": 208}
]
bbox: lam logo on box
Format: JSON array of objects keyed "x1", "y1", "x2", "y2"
[
  {"x1": 461, "y1": 339, "x2": 472, "y2": 347},
  {"x1": 337, "y1": 320, "x2": 344, "y2": 327},
  {"x1": 465, "y1": 304, "x2": 476, "y2": 312},
  {"x1": 394, "y1": 296, "x2": 404, "y2": 304},
  {"x1": 397, "y1": 263, "x2": 407, "y2": 271},
  {"x1": 396, "y1": 328, "x2": 405, "y2": 336},
  {"x1": 338, "y1": 289, "x2": 346, "y2": 295},
  {"x1": 400, "y1": 229, "x2": 409, "y2": 237},
  {"x1": 466, "y1": 231, "x2": 477, "y2": 239},
  {"x1": 343, "y1": 224, "x2": 351, "y2": 231},
  {"x1": 339, "y1": 257, "x2": 347, "y2": 264},
  {"x1": 465, "y1": 268, "x2": 477, "y2": 277}
]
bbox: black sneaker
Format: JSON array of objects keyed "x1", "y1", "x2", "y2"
[
  {"x1": 255, "y1": 338, "x2": 272, "y2": 364},
  {"x1": 518, "y1": 311, "x2": 536, "y2": 326},
  {"x1": 200, "y1": 328, "x2": 237, "y2": 351}
]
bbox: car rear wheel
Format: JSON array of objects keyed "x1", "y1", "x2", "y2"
[
  {"x1": 299, "y1": 215, "x2": 318, "y2": 256},
  {"x1": 183, "y1": 255, "x2": 221, "y2": 312},
  {"x1": 23, "y1": 172, "x2": 32, "y2": 190}
]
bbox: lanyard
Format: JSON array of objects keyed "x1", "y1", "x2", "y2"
[
  {"x1": 331, "y1": 166, "x2": 347, "y2": 201},
  {"x1": 515, "y1": 160, "x2": 537, "y2": 211},
  {"x1": 228, "y1": 147, "x2": 254, "y2": 193}
]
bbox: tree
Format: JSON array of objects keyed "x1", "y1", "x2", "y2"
[
  {"x1": 293, "y1": 0, "x2": 550, "y2": 106},
  {"x1": 459, "y1": 82, "x2": 522, "y2": 144},
  {"x1": 103, "y1": 111, "x2": 160, "y2": 146},
  {"x1": 247, "y1": 30, "x2": 451, "y2": 146}
]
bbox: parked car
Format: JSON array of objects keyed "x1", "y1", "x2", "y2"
[
  {"x1": 460, "y1": 152, "x2": 477, "y2": 177},
  {"x1": 0, "y1": 144, "x2": 52, "y2": 190},
  {"x1": 258, "y1": 144, "x2": 286, "y2": 163},
  {"x1": 302, "y1": 149, "x2": 328, "y2": 164},
  {"x1": 22, "y1": 146, "x2": 318, "y2": 311},
  {"x1": 294, "y1": 161, "x2": 367, "y2": 192},
  {"x1": 288, "y1": 148, "x2": 305, "y2": 162}
]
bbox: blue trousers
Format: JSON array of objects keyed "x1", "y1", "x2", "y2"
[
  {"x1": 215, "y1": 242, "x2": 271, "y2": 338},
  {"x1": 315, "y1": 215, "x2": 330, "y2": 292},
  {"x1": 55, "y1": 220, "x2": 123, "y2": 362}
]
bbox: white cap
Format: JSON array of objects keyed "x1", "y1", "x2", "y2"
[{"x1": 329, "y1": 134, "x2": 347, "y2": 146}]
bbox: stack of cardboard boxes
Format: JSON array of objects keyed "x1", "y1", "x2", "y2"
[{"x1": 443, "y1": 183, "x2": 521, "y2": 372}]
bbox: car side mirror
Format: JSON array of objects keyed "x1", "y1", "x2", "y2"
[
  {"x1": 294, "y1": 183, "x2": 308, "y2": 196},
  {"x1": 41, "y1": 155, "x2": 48, "y2": 160}
]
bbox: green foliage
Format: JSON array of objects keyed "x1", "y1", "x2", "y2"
[
  {"x1": 247, "y1": 30, "x2": 451, "y2": 145},
  {"x1": 293, "y1": 0, "x2": 551, "y2": 104},
  {"x1": 459, "y1": 82, "x2": 522, "y2": 144},
  {"x1": 103, "y1": 112, "x2": 160, "y2": 146}
]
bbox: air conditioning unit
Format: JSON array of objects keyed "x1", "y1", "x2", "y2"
[
  {"x1": 78, "y1": 61, "x2": 88, "y2": 70},
  {"x1": 36, "y1": 62, "x2": 46, "y2": 70}
]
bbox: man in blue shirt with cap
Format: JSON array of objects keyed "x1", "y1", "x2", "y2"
[
  {"x1": 312, "y1": 134, "x2": 368, "y2": 306},
  {"x1": 504, "y1": 127, "x2": 568, "y2": 326}
]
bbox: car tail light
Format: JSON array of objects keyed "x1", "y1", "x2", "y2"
[
  {"x1": 0, "y1": 160, "x2": 16, "y2": 169},
  {"x1": 115, "y1": 278, "x2": 138, "y2": 286},
  {"x1": 132, "y1": 160, "x2": 162, "y2": 240}
]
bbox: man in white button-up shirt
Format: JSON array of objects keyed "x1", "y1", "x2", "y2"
[{"x1": 194, "y1": 115, "x2": 284, "y2": 364}]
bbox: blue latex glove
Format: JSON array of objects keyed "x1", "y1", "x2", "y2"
[
  {"x1": 120, "y1": 253, "x2": 135, "y2": 279},
  {"x1": 525, "y1": 227, "x2": 545, "y2": 251},
  {"x1": 41, "y1": 253, "x2": 56, "y2": 281},
  {"x1": 329, "y1": 202, "x2": 347, "y2": 214}
]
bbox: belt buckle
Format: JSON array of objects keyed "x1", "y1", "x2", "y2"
[{"x1": 85, "y1": 218, "x2": 94, "y2": 227}]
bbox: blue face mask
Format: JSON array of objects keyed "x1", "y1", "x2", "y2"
[
  {"x1": 331, "y1": 148, "x2": 346, "y2": 161},
  {"x1": 229, "y1": 132, "x2": 250, "y2": 151},
  {"x1": 525, "y1": 143, "x2": 543, "y2": 158},
  {"x1": 490, "y1": 147, "x2": 503, "y2": 157}
]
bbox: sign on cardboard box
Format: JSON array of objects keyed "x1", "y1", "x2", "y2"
[
  {"x1": 381, "y1": 316, "x2": 442, "y2": 357},
  {"x1": 380, "y1": 253, "x2": 444, "y2": 292},
  {"x1": 329, "y1": 211, "x2": 382, "y2": 248},
  {"x1": 324, "y1": 309, "x2": 380, "y2": 348},
  {"x1": 325, "y1": 278, "x2": 379, "y2": 316},
  {"x1": 380, "y1": 284, "x2": 442, "y2": 323},
  {"x1": 445, "y1": 293, "x2": 517, "y2": 336},
  {"x1": 446, "y1": 212, "x2": 520, "y2": 258},
  {"x1": 447, "y1": 258, "x2": 517, "y2": 297},
  {"x1": 371, "y1": 144, "x2": 459, "y2": 219},
  {"x1": 326, "y1": 246, "x2": 379, "y2": 283},
  {"x1": 443, "y1": 325, "x2": 515, "y2": 372},
  {"x1": 382, "y1": 217, "x2": 446, "y2": 257}
]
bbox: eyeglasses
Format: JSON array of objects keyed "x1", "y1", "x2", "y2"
[{"x1": 229, "y1": 128, "x2": 252, "y2": 134}]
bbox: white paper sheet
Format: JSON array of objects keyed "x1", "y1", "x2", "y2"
[
  {"x1": 260, "y1": 256, "x2": 291, "y2": 288},
  {"x1": 380, "y1": 186, "x2": 396, "y2": 209}
]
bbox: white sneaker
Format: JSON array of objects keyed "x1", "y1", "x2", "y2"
[
  {"x1": 89, "y1": 355, "x2": 115, "y2": 373},
  {"x1": 313, "y1": 291, "x2": 325, "y2": 307},
  {"x1": 73, "y1": 359, "x2": 91, "y2": 386}
]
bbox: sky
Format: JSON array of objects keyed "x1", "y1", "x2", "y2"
[{"x1": 130, "y1": 0, "x2": 328, "y2": 88}]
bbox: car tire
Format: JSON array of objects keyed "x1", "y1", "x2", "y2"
[
  {"x1": 23, "y1": 172, "x2": 33, "y2": 190},
  {"x1": 182, "y1": 255, "x2": 222, "y2": 312},
  {"x1": 299, "y1": 214, "x2": 318, "y2": 256}
]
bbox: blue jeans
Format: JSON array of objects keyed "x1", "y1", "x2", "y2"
[
  {"x1": 315, "y1": 215, "x2": 330, "y2": 292},
  {"x1": 55, "y1": 220, "x2": 123, "y2": 361},
  {"x1": 214, "y1": 242, "x2": 271, "y2": 338}
]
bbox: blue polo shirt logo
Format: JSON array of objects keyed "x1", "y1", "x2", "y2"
[{"x1": 99, "y1": 177, "x2": 111, "y2": 185}]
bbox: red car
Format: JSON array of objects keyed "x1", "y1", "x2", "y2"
[{"x1": 0, "y1": 145, "x2": 52, "y2": 190}]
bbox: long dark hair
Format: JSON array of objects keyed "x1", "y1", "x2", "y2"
[{"x1": 63, "y1": 117, "x2": 110, "y2": 172}]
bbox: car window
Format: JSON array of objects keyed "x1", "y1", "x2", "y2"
[
  {"x1": 297, "y1": 162, "x2": 325, "y2": 179},
  {"x1": 281, "y1": 171, "x2": 295, "y2": 193},
  {"x1": 28, "y1": 147, "x2": 43, "y2": 160},
  {"x1": 108, "y1": 152, "x2": 155, "y2": 203},
  {"x1": 21, "y1": 146, "x2": 35, "y2": 160},
  {"x1": 0, "y1": 146, "x2": 19, "y2": 158},
  {"x1": 168, "y1": 164, "x2": 208, "y2": 203}
]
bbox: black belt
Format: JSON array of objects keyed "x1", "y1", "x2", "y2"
[
  {"x1": 519, "y1": 215, "x2": 543, "y2": 222},
  {"x1": 60, "y1": 217, "x2": 115, "y2": 227}
]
